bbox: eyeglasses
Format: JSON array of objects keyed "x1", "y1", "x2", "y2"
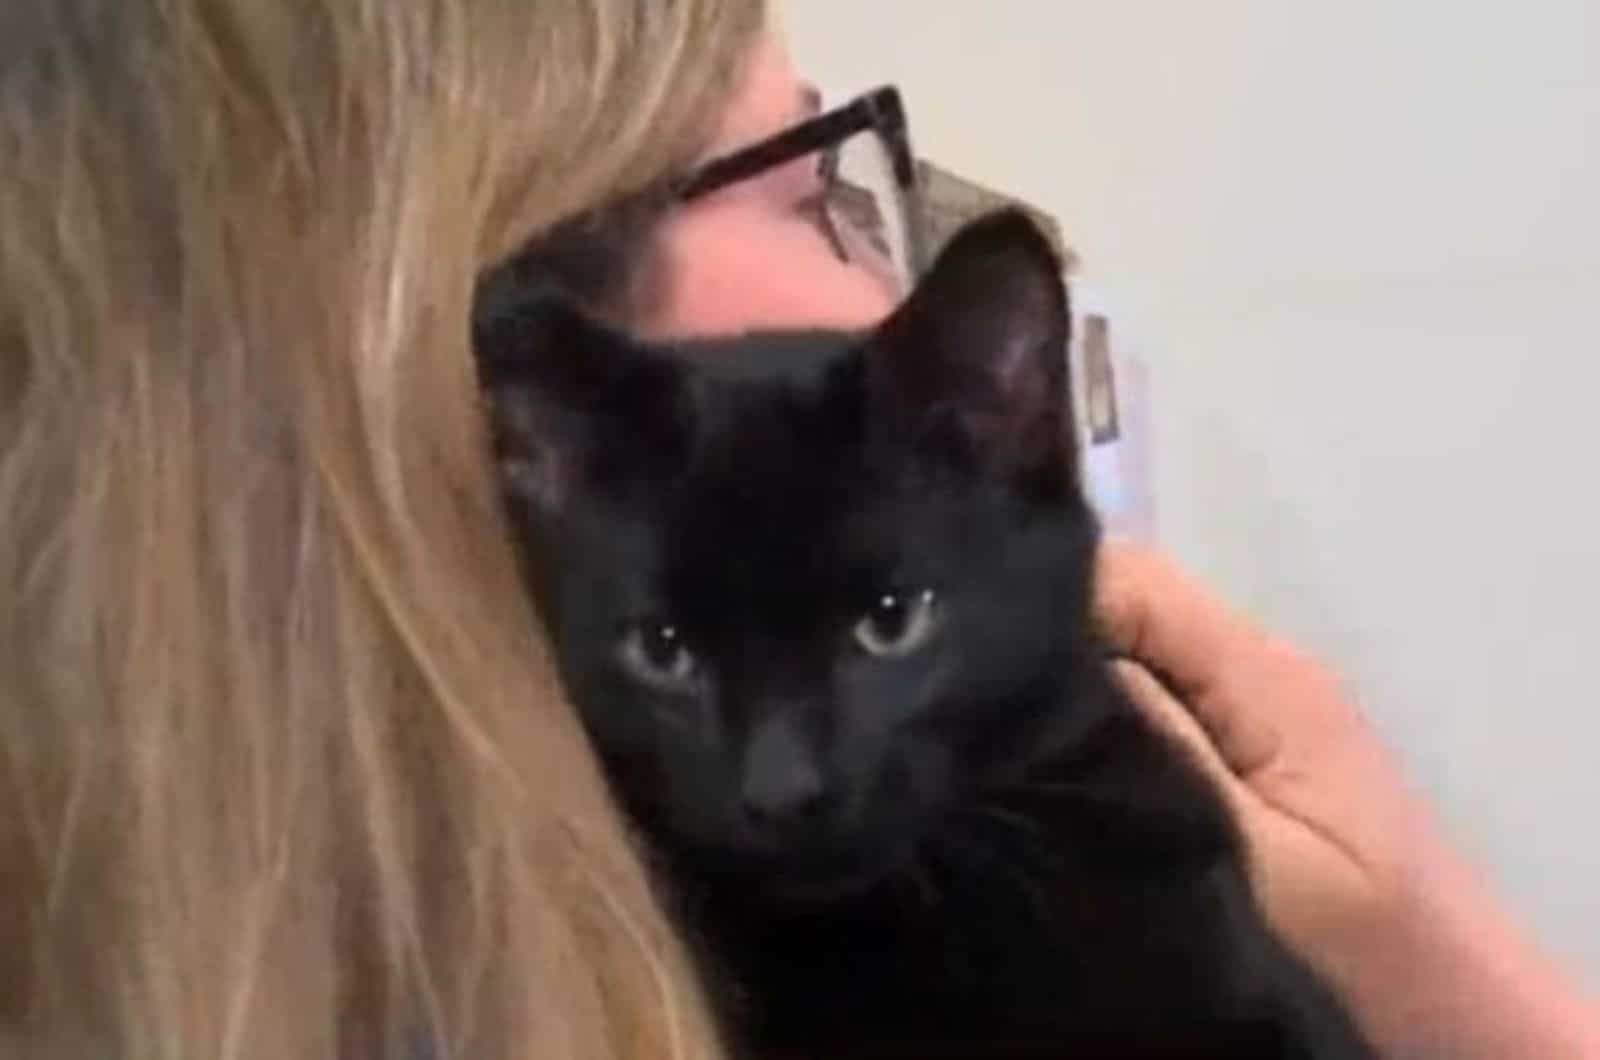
[{"x1": 674, "y1": 85, "x2": 929, "y2": 295}]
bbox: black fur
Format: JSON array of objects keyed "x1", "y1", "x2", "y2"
[{"x1": 477, "y1": 210, "x2": 1374, "y2": 1059}]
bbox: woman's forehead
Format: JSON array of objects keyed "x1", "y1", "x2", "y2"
[{"x1": 702, "y1": 31, "x2": 818, "y2": 160}]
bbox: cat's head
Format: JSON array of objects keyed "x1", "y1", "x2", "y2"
[{"x1": 479, "y1": 211, "x2": 1108, "y2": 900}]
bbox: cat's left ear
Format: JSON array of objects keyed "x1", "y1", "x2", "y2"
[
  {"x1": 472, "y1": 274, "x2": 695, "y2": 517},
  {"x1": 866, "y1": 208, "x2": 1075, "y2": 497}
]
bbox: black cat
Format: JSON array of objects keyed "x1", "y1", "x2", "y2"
[{"x1": 475, "y1": 210, "x2": 1374, "y2": 1059}]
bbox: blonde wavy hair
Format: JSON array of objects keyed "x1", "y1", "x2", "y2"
[{"x1": 0, "y1": 0, "x2": 763, "y2": 1057}]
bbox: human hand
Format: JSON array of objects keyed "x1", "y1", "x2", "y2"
[
  {"x1": 1094, "y1": 543, "x2": 1426, "y2": 977},
  {"x1": 1095, "y1": 542, "x2": 1600, "y2": 1059}
]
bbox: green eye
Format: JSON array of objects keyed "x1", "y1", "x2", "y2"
[
  {"x1": 853, "y1": 589, "x2": 939, "y2": 658},
  {"x1": 618, "y1": 620, "x2": 699, "y2": 691}
]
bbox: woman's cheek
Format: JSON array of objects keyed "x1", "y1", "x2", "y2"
[{"x1": 642, "y1": 205, "x2": 896, "y2": 338}]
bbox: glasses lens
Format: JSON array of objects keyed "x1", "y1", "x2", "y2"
[{"x1": 826, "y1": 129, "x2": 917, "y2": 294}]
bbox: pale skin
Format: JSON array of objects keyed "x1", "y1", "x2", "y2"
[{"x1": 641, "y1": 28, "x2": 1600, "y2": 1060}]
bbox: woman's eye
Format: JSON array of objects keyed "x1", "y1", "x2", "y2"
[
  {"x1": 814, "y1": 142, "x2": 841, "y2": 187},
  {"x1": 618, "y1": 620, "x2": 699, "y2": 690},
  {"x1": 853, "y1": 589, "x2": 939, "y2": 658},
  {"x1": 795, "y1": 147, "x2": 841, "y2": 219}
]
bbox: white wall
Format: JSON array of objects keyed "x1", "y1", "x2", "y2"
[{"x1": 785, "y1": 0, "x2": 1600, "y2": 979}]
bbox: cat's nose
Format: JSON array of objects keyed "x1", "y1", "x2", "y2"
[
  {"x1": 739, "y1": 718, "x2": 837, "y2": 833},
  {"x1": 741, "y1": 770, "x2": 832, "y2": 833}
]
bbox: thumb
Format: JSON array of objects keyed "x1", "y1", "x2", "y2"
[
  {"x1": 1096, "y1": 544, "x2": 1285, "y2": 777},
  {"x1": 1109, "y1": 659, "x2": 1248, "y2": 817}
]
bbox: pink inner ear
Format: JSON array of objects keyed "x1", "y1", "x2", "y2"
[
  {"x1": 491, "y1": 387, "x2": 574, "y2": 513},
  {"x1": 498, "y1": 451, "x2": 567, "y2": 513},
  {"x1": 991, "y1": 332, "x2": 1039, "y2": 394}
]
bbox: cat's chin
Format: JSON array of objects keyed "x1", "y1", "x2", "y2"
[
  {"x1": 758, "y1": 857, "x2": 907, "y2": 905},
  {"x1": 721, "y1": 832, "x2": 928, "y2": 908}
]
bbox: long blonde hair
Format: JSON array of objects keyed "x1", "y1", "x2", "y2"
[{"x1": 0, "y1": 0, "x2": 763, "y2": 1057}]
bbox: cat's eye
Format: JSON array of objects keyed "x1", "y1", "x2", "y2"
[
  {"x1": 853, "y1": 589, "x2": 939, "y2": 658},
  {"x1": 618, "y1": 620, "x2": 699, "y2": 691}
]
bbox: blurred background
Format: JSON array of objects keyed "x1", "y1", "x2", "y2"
[{"x1": 785, "y1": 0, "x2": 1600, "y2": 981}]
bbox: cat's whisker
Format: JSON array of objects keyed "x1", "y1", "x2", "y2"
[
  {"x1": 974, "y1": 804, "x2": 1044, "y2": 839},
  {"x1": 904, "y1": 856, "x2": 944, "y2": 908},
  {"x1": 645, "y1": 705, "x2": 692, "y2": 733},
  {"x1": 956, "y1": 804, "x2": 1072, "y2": 898},
  {"x1": 650, "y1": 715, "x2": 689, "y2": 734},
  {"x1": 936, "y1": 828, "x2": 1056, "y2": 929},
  {"x1": 947, "y1": 814, "x2": 1038, "y2": 873},
  {"x1": 970, "y1": 806, "x2": 1058, "y2": 867},
  {"x1": 1016, "y1": 777, "x2": 1109, "y2": 802}
]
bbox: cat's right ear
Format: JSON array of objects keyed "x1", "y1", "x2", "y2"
[
  {"x1": 863, "y1": 209, "x2": 1075, "y2": 500},
  {"x1": 472, "y1": 276, "x2": 694, "y2": 516}
]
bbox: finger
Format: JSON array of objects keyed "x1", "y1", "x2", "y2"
[
  {"x1": 1097, "y1": 544, "x2": 1284, "y2": 776},
  {"x1": 1095, "y1": 543, "x2": 1259, "y2": 700},
  {"x1": 1110, "y1": 660, "x2": 1241, "y2": 804}
]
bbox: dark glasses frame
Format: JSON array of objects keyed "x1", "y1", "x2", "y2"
[{"x1": 673, "y1": 85, "x2": 929, "y2": 278}]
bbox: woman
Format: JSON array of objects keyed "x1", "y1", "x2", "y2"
[
  {"x1": 0, "y1": 3, "x2": 1593, "y2": 1060},
  {"x1": 0, "y1": 1, "x2": 757, "y2": 1056}
]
